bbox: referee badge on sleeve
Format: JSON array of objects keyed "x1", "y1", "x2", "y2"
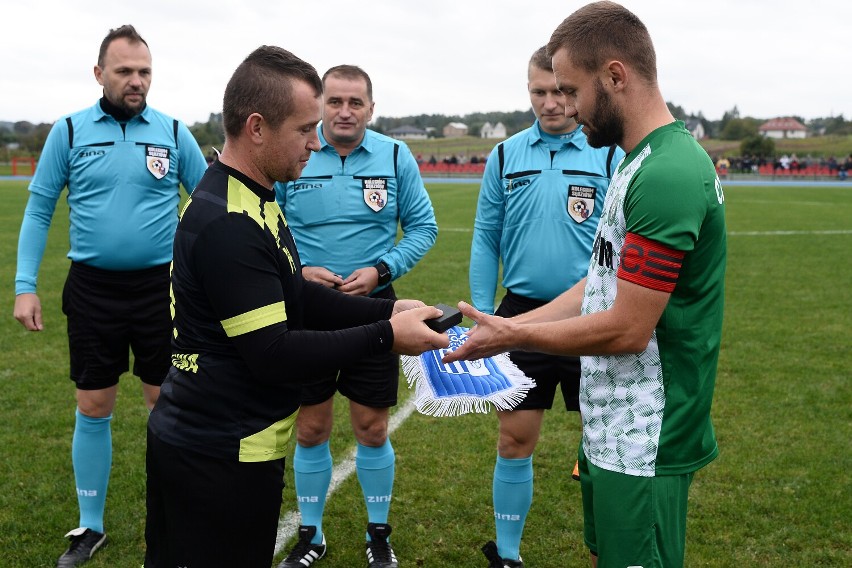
[
  {"x1": 362, "y1": 178, "x2": 388, "y2": 212},
  {"x1": 567, "y1": 185, "x2": 596, "y2": 223},
  {"x1": 146, "y1": 146, "x2": 171, "y2": 180}
]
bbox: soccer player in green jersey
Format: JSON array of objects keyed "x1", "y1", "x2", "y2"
[{"x1": 444, "y1": 3, "x2": 726, "y2": 567}]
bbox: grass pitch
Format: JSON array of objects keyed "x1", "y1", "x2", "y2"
[{"x1": 0, "y1": 180, "x2": 849, "y2": 567}]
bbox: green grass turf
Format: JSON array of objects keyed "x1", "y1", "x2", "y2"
[{"x1": 0, "y1": 180, "x2": 849, "y2": 567}]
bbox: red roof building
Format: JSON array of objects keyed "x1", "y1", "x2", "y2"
[{"x1": 759, "y1": 117, "x2": 807, "y2": 139}]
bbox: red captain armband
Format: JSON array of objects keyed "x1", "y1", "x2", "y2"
[{"x1": 617, "y1": 232, "x2": 685, "y2": 293}]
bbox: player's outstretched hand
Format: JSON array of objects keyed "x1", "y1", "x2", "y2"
[
  {"x1": 389, "y1": 305, "x2": 449, "y2": 355},
  {"x1": 441, "y1": 301, "x2": 515, "y2": 363}
]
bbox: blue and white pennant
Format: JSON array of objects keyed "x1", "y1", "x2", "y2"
[{"x1": 401, "y1": 326, "x2": 536, "y2": 417}]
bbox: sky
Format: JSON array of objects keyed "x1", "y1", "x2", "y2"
[{"x1": 2, "y1": 0, "x2": 850, "y2": 126}]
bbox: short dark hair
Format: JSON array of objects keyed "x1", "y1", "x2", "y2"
[
  {"x1": 222, "y1": 46, "x2": 322, "y2": 138},
  {"x1": 546, "y1": 1, "x2": 657, "y2": 83},
  {"x1": 98, "y1": 25, "x2": 148, "y2": 68},
  {"x1": 322, "y1": 65, "x2": 373, "y2": 101},
  {"x1": 529, "y1": 46, "x2": 552, "y2": 73}
]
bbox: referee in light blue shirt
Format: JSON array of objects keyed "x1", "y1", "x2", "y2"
[
  {"x1": 13, "y1": 25, "x2": 207, "y2": 568},
  {"x1": 471, "y1": 46, "x2": 623, "y2": 568},
  {"x1": 275, "y1": 65, "x2": 436, "y2": 568},
  {"x1": 277, "y1": 126, "x2": 436, "y2": 288}
]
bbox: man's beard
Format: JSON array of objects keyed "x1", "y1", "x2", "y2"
[
  {"x1": 119, "y1": 94, "x2": 146, "y2": 117},
  {"x1": 581, "y1": 78, "x2": 623, "y2": 149}
]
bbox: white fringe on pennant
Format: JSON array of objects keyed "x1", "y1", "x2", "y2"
[{"x1": 400, "y1": 352, "x2": 536, "y2": 417}]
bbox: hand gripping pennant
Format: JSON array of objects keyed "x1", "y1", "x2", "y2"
[{"x1": 400, "y1": 326, "x2": 536, "y2": 417}]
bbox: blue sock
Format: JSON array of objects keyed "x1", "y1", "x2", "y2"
[
  {"x1": 293, "y1": 442, "x2": 332, "y2": 545},
  {"x1": 356, "y1": 439, "x2": 395, "y2": 541},
  {"x1": 493, "y1": 455, "x2": 533, "y2": 562},
  {"x1": 72, "y1": 409, "x2": 112, "y2": 534}
]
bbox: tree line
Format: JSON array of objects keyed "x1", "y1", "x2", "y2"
[{"x1": 2, "y1": 105, "x2": 851, "y2": 161}]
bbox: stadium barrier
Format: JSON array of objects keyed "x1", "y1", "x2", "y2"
[
  {"x1": 418, "y1": 162, "x2": 486, "y2": 176},
  {"x1": 420, "y1": 161, "x2": 845, "y2": 181}
]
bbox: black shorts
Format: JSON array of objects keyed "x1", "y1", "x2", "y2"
[
  {"x1": 62, "y1": 262, "x2": 172, "y2": 389},
  {"x1": 145, "y1": 429, "x2": 285, "y2": 568},
  {"x1": 299, "y1": 285, "x2": 400, "y2": 408},
  {"x1": 497, "y1": 290, "x2": 581, "y2": 411}
]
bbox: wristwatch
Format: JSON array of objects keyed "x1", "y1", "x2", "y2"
[{"x1": 373, "y1": 261, "x2": 392, "y2": 286}]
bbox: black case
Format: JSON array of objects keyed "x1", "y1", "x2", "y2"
[{"x1": 425, "y1": 303, "x2": 462, "y2": 332}]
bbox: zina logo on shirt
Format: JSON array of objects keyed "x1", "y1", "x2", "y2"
[{"x1": 146, "y1": 145, "x2": 170, "y2": 180}]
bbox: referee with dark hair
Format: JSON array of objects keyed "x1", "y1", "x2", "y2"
[{"x1": 13, "y1": 24, "x2": 207, "y2": 567}]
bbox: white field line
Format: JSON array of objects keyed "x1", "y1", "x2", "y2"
[
  {"x1": 441, "y1": 227, "x2": 852, "y2": 236},
  {"x1": 727, "y1": 229, "x2": 852, "y2": 236},
  {"x1": 733, "y1": 199, "x2": 831, "y2": 206},
  {"x1": 274, "y1": 397, "x2": 418, "y2": 555}
]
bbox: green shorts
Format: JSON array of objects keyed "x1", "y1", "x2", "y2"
[{"x1": 578, "y1": 447, "x2": 694, "y2": 568}]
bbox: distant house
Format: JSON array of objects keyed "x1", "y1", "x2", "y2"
[
  {"x1": 480, "y1": 121, "x2": 507, "y2": 139},
  {"x1": 684, "y1": 118, "x2": 705, "y2": 140},
  {"x1": 759, "y1": 117, "x2": 807, "y2": 139},
  {"x1": 442, "y1": 122, "x2": 469, "y2": 138},
  {"x1": 387, "y1": 125, "x2": 428, "y2": 140}
]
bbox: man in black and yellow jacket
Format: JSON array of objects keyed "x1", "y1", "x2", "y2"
[{"x1": 144, "y1": 45, "x2": 447, "y2": 568}]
